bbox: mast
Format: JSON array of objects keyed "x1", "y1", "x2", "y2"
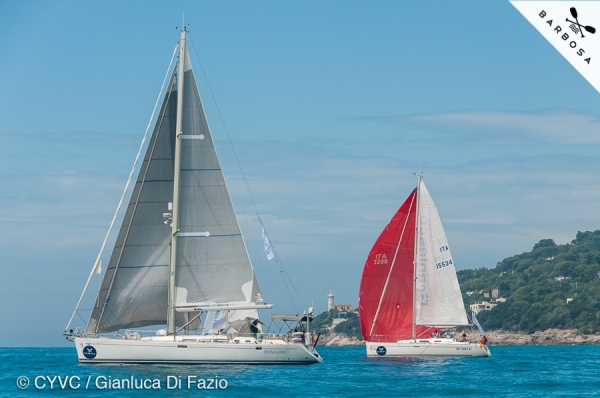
[
  {"x1": 167, "y1": 28, "x2": 187, "y2": 334},
  {"x1": 412, "y1": 174, "x2": 421, "y2": 341}
]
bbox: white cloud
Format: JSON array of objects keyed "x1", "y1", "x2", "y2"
[{"x1": 365, "y1": 109, "x2": 600, "y2": 145}]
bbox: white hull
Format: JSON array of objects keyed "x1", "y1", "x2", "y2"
[
  {"x1": 366, "y1": 338, "x2": 491, "y2": 358},
  {"x1": 74, "y1": 336, "x2": 322, "y2": 365}
]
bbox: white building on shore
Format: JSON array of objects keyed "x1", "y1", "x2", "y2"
[{"x1": 470, "y1": 301, "x2": 496, "y2": 315}]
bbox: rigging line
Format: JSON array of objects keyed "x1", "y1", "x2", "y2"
[
  {"x1": 64, "y1": 43, "x2": 179, "y2": 333},
  {"x1": 76, "y1": 310, "x2": 88, "y2": 326},
  {"x1": 186, "y1": 33, "x2": 276, "y2": 301},
  {"x1": 188, "y1": 34, "x2": 306, "y2": 311},
  {"x1": 261, "y1": 225, "x2": 305, "y2": 311},
  {"x1": 104, "y1": 306, "x2": 127, "y2": 331},
  {"x1": 274, "y1": 254, "x2": 306, "y2": 309},
  {"x1": 417, "y1": 326, "x2": 434, "y2": 338},
  {"x1": 190, "y1": 35, "x2": 304, "y2": 312},
  {"x1": 259, "y1": 223, "x2": 297, "y2": 312},
  {"x1": 275, "y1": 258, "x2": 298, "y2": 315}
]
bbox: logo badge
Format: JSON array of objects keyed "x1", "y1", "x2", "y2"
[
  {"x1": 82, "y1": 345, "x2": 97, "y2": 359},
  {"x1": 376, "y1": 346, "x2": 387, "y2": 356},
  {"x1": 511, "y1": 1, "x2": 600, "y2": 93}
]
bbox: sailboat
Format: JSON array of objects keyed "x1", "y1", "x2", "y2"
[
  {"x1": 64, "y1": 28, "x2": 322, "y2": 365},
  {"x1": 358, "y1": 176, "x2": 491, "y2": 357}
]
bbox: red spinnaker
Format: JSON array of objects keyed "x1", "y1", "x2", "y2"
[{"x1": 359, "y1": 189, "x2": 426, "y2": 342}]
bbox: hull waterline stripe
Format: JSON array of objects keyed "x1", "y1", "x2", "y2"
[{"x1": 80, "y1": 359, "x2": 319, "y2": 365}]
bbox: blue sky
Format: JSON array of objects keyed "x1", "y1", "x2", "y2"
[{"x1": 1, "y1": 0, "x2": 600, "y2": 346}]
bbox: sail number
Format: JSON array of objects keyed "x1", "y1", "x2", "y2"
[
  {"x1": 373, "y1": 254, "x2": 388, "y2": 265},
  {"x1": 436, "y1": 259, "x2": 453, "y2": 269}
]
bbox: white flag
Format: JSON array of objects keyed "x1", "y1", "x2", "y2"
[
  {"x1": 93, "y1": 257, "x2": 102, "y2": 275},
  {"x1": 511, "y1": 1, "x2": 600, "y2": 93},
  {"x1": 471, "y1": 312, "x2": 485, "y2": 336},
  {"x1": 262, "y1": 227, "x2": 274, "y2": 260}
]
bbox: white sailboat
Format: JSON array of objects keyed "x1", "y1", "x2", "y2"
[
  {"x1": 64, "y1": 28, "x2": 322, "y2": 365},
  {"x1": 358, "y1": 176, "x2": 491, "y2": 357}
]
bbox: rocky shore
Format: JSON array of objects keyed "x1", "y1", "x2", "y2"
[
  {"x1": 316, "y1": 329, "x2": 600, "y2": 346},
  {"x1": 318, "y1": 334, "x2": 365, "y2": 346},
  {"x1": 461, "y1": 328, "x2": 600, "y2": 346}
]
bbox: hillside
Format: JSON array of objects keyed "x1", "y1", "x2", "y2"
[
  {"x1": 310, "y1": 310, "x2": 362, "y2": 340},
  {"x1": 458, "y1": 230, "x2": 600, "y2": 334}
]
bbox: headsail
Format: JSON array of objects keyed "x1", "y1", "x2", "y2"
[
  {"x1": 359, "y1": 189, "x2": 419, "y2": 342},
  {"x1": 87, "y1": 40, "x2": 261, "y2": 334},
  {"x1": 87, "y1": 71, "x2": 177, "y2": 334}
]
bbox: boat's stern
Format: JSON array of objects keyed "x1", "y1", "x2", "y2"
[
  {"x1": 481, "y1": 343, "x2": 492, "y2": 357},
  {"x1": 304, "y1": 344, "x2": 323, "y2": 363}
]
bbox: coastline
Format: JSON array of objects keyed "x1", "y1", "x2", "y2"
[
  {"x1": 464, "y1": 329, "x2": 600, "y2": 346},
  {"x1": 317, "y1": 329, "x2": 600, "y2": 346}
]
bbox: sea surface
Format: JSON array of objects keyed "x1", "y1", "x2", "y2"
[{"x1": 1, "y1": 345, "x2": 599, "y2": 397}]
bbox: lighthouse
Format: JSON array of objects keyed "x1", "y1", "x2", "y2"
[{"x1": 328, "y1": 291, "x2": 334, "y2": 311}]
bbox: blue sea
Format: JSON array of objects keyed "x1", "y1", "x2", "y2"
[{"x1": 1, "y1": 346, "x2": 599, "y2": 397}]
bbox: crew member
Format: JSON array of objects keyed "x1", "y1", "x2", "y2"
[{"x1": 479, "y1": 334, "x2": 488, "y2": 346}]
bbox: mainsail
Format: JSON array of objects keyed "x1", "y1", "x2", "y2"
[
  {"x1": 173, "y1": 43, "x2": 259, "y2": 308},
  {"x1": 415, "y1": 180, "x2": 468, "y2": 327},
  {"x1": 359, "y1": 178, "x2": 468, "y2": 342},
  {"x1": 87, "y1": 41, "x2": 261, "y2": 334}
]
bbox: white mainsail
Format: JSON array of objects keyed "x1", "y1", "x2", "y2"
[
  {"x1": 414, "y1": 180, "x2": 468, "y2": 327},
  {"x1": 86, "y1": 42, "x2": 261, "y2": 335}
]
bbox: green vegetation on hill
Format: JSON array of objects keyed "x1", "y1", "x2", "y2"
[
  {"x1": 310, "y1": 310, "x2": 362, "y2": 340},
  {"x1": 333, "y1": 312, "x2": 361, "y2": 339},
  {"x1": 458, "y1": 230, "x2": 600, "y2": 334},
  {"x1": 310, "y1": 310, "x2": 337, "y2": 334}
]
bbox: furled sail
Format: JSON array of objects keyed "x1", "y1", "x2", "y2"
[
  {"x1": 87, "y1": 43, "x2": 261, "y2": 334},
  {"x1": 414, "y1": 180, "x2": 468, "y2": 326},
  {"x1": 359, "y1": 190, "x2": 419, "y2": 342}
]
